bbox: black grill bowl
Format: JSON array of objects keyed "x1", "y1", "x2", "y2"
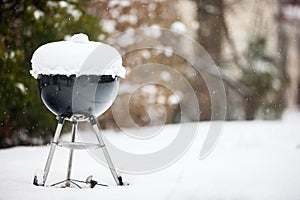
[{"x1": 38, "y1": 75, "x2": 119, "y2": 119}]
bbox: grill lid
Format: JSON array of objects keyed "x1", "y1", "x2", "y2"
[{"x1": 30, "y1": 33, "x2": 126, "y2": 79}]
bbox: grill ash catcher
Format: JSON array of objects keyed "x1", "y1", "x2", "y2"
[{"x1": 30, "y1": 34, "x2": 126, "y2": 188}]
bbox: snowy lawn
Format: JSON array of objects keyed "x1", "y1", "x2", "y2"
[{"x1": 1, "y1": 117, "x2": 300, "y2": 200}]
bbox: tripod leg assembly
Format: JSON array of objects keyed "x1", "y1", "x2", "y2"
[{"x1": 33, "y1": 115, "x2": 125, "y2": 187}]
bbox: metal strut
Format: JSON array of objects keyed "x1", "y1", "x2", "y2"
[
  {"x1": 89, "y1": 115, "x2": 123, "y2": 186},
  {"x1": 65, "y1": 120, "x2": 77, "y2": 187},
  {"x1": 42, "y1": 116, "x2": 65, "y2": 186}
]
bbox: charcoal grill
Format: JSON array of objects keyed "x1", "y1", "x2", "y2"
[{"x1": 31, "y1": 34, "x2": 125, "y2": 187}]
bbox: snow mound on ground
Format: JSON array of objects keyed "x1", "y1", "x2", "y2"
[
  {"x1": 30, "y1": 33, "x2": 126, "y2": 79},
  {"x1": 1, "y1": 118, "x2": 300, "y2": 200}
]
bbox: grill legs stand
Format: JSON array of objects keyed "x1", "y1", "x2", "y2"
[{"x1": 35, "y1": 115, "x2": 123, "y2": 187}]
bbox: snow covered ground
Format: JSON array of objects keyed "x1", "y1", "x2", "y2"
[{"x1": 1, "y1": 115, "x2": 300, "y2": 200}]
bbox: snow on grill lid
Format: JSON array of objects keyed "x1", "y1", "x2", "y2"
[{"x1": 30, "y1": 33, "x2": 126, "y2": 79}]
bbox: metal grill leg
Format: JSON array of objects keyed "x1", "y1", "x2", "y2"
[
  {"x1": 42, "y1": 116, "x2": 65, "y2": 186},
  {"x1": 65, "y1": 120, "x2": 77, "y2": 187},
  {"x1": 89, "y1": 116, "x2": 123, "y2": 186}
]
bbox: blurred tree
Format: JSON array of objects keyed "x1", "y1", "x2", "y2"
[
  {"x1": 278, "y1": 0, "x2": 300, "y2": 110},
  {"x1": 195, "y1": 0, "x2": 224, "y2": 66},
  {"x1": 194, "y1": 0, "x2": 285, "y2": 120},
  {"x1": 242, "y1": 37, "x2": 282, "y2": 120},
  {"x1": 0, "y1": 0, "x2": 103, "y2": 147}
]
